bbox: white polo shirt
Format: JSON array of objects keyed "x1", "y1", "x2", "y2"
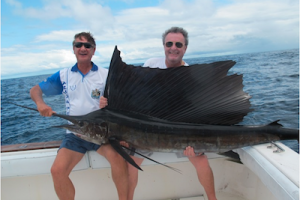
[
  {"x1": 143, "y1": 57, "x2": 189, "y2": 68},
  {"x1": 39, "y1": 62, "x2": 108, "y2": 116}
]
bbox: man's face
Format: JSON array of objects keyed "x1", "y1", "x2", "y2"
[
  {"x1": 73, "y1": 37, "x2": 96, "y2": 64},
  {"x1": 164, "y1": 33, "x2": 187, "y2": 67}
]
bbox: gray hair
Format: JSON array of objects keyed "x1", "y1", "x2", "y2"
[
  {"x1": 162, "y1": 27, "x2": 189, "y2": 46},
  {"x1": 72, "y1": 32, "x2": 96, "y2": 47}
]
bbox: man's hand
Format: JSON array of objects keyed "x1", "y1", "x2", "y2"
[
  {"x1": 184, "y1": 146, "x2": 203, "y2": 157},
  {"x1": 120, "y1": 141, "x2": 130, "y2": 148},
  {"x1": 100, "y1": 96, "x2": 108, "y2": 108},
  {"x1": 37, "y1": 103, "x2": 55, "y2": 117}
]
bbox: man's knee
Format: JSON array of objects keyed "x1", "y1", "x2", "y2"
[
  {"x1": 51, "y1": 163, "x2": 65, "y2": 178},
  {"x1": 99, "y1": 145, "x2": 123, "y2": 161},
  {"x1": 51, "y1": 160, "x2": 73, "y2": 178}
]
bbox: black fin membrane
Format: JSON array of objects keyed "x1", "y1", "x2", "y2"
[
  {"x1": 104, "y1": 46, "x2": 253, "y2": 125},
  {"x1": 268, "y1": 120, "x2": 283, "y2": 127},
  {"x1": 121, "y1": 145, "x2": 182, "y2": 173},
  {"x1": 218, "y1": 150, "x2": 242, "y2": 164},
  {"x1": 109, "y1": 136, "x2": 181, "y2": 173},
  {"x1": 109, "y1": 137, "x2": 143, "y2": 171}
]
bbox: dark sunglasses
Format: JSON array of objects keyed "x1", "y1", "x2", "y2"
[
  {"x1": 165, "y1": 41, "x2": 184, "y2": 48},
  {"x1": 74, "y1": 42, "x2": 94, "y2": 49}
]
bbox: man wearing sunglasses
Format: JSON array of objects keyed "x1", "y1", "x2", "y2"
[
  {"x1": 143, "y1": 28, "x2": 188, "y2": 68},
  {"x1": 30, "y1": 32, "x2": 129, "y2": 200},
  {"x1": 141, "y1": 27, "x2": 217, "y2": 200},
  {"x1": 100, "y1": 27, "x2": 217, "y2": 200}
]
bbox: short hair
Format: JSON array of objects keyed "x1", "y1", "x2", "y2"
[
  {"x1": 162, "y1": 27, "x2": 189, "y2": 46},
  {"x1": 72, "y1": 32, "x2": 96, "y2": 47}
]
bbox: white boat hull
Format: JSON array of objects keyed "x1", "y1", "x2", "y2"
[{"x1": 1, "y1": 142, "x2": 299, "y2": 200}]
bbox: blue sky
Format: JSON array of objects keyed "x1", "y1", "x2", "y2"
[{"x1": 1, "y1": 0, "x2": 299, "y2": 79}]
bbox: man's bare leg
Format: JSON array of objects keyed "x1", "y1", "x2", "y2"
[
  {"x1": 51, "y1": 148, "x2": 84, "y2": 200},
  {"x1": 98, "y1": 144, "x2": 129, "y2": 200},
  {"x1": 185, "y1": 146, "x2": 217, "y2": 200},
  {"x1": 127, "y1": 156, "x2": 144, "y2": 200}
]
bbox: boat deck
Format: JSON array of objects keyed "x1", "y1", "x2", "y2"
[{"x1": 170, "y1": 191, "x2": 249, "y2": 200}]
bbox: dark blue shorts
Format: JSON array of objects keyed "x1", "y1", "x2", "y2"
[{"x1": 59, "y1": 133, "x2": 101, "y2": 154}]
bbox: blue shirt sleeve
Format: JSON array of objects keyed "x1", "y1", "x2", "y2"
[{"x1": 38, "y1": 71, "x2": 63, "y2": 95}]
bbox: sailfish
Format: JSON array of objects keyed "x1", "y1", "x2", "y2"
[{"x1": 15, "y1": 46, "x2": 299, "y2": 170}]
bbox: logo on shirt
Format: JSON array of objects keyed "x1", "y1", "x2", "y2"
[
  {"x1": 91, "y1": 89, "x2": 101, "y2": 99},
  {"x1": 70, "y1": 85, "x2": 76, "y2": 91}
]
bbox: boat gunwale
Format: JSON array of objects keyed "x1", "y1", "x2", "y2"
[{"x1": 1, "y1": 140, "x2": 62, "y2": 153}]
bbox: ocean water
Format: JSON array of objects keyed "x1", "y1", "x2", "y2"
[{"x1": 1, "y1": 49, "x2": 299, "y2": 153}]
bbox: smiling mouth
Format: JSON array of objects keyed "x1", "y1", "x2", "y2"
[
  {"x1": 168, "y1": 50, "x2": 178, "y2": 54},
  {"x1": 169, "y1": 52, "x2": 179, "y2": 56}
]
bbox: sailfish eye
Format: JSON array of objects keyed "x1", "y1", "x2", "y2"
[{"x1": 78, "y1": 121, "x2": 84, "y2": 127}]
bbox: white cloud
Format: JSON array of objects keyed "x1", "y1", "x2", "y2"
[
  {"x1": 7, "y1": 0, "x2": 115, "y2": 27},
  {"x1": 5, "y1": 0, "x2": 22, "y2": 8},
  {"x1": 2, "y1": 0, "x2": 299, "y2": 78},
  {"x1": 2, "y1": 49, "x2": 76, "y2": 76},
  {"x1": 35, "y1": 30, "x2": 81, "y2": 42}
]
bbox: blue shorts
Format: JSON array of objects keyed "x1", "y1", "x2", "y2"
[{"x1": 59, "y1": 133, "x2": 101, "y2": 154}]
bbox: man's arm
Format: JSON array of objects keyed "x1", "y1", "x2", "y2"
[{"x1": 30, "y1": 85, "x2": 55, "y2": 117}]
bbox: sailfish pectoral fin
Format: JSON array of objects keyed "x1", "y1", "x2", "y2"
[
  {"x1": 122, "y1": 146, "x2": 182, "y2": 174},
  {"x1": 108, "y1": 137, "x2": 143, "y2": 171},
  {"x1": 218, "y1": 150, "x2": 242, "y2": 164}
]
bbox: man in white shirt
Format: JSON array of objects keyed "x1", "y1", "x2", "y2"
[
  {"x1": 30, "y1": 32, "x2": 129, "y2": 200},
  {"x1": 101, "y1": 27, "x2": 217, "y2": 200}
]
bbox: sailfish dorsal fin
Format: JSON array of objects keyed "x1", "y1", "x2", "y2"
[{"x1": 104, "y1": 46, "x2": 252, "y2": 125}]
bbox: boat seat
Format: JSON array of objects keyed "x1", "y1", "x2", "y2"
[
  {"x1": 1, "y1": 148, "x2": 90, "y2": 178},
  {"x1": 1, "y1": 146, "x2": 223, "y2": 177}
]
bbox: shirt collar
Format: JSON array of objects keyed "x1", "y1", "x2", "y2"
[{"x1": 71, "y1": 62, "x2": 98, "y2": 72}]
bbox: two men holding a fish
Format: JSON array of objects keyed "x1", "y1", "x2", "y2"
[
  {"x1": 28, "y1": 27, "x2": 299, "y2": 200},
  {"x1": 30, "y1": 28, "x2": 219, "y2": 200}
]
